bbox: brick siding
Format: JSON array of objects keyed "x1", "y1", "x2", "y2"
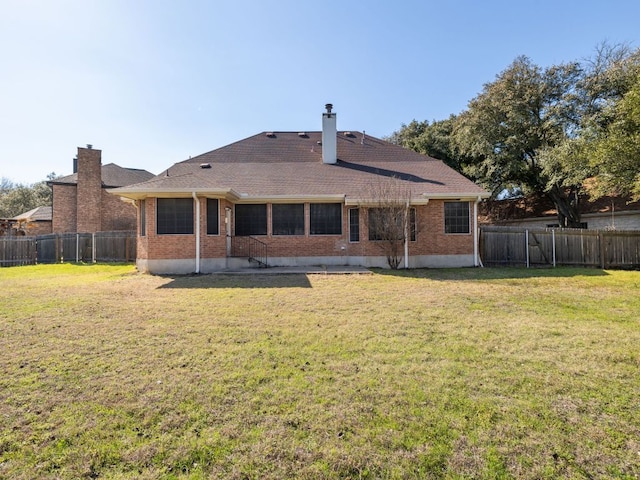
[
  {"x1": 52, "y1": 184, "x2": 77, "y2": 233},
  {"x1": 140, "y1": 198, "x2": 475, "y2": 261},
  {"x1": 76, "y1": 147, "x2": 102, "y2": 233},
  {"x1": 52, "y1": 147, "x2": 138, "y2": 234}
]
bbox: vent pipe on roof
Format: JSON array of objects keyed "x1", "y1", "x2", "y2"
[{"x1": 322, "y1": 104, "x2": 337, "y2": 164}]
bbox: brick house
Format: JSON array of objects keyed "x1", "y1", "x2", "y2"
[
  {"x1": 9, "y1": 206, "x2": 53, "y2": 236},
  {"x1": 109, "y1": 105, "x2": 489, "y2": 274},
  {"x1": 49, "y1": 146, "x2": 154, "y2": 233}
]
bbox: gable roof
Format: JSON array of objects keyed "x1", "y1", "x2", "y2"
[
  {"x1": 51, "y1": 163, "x2": 155, "y2": 188},
  {"x1": 12, "y1": 206, "x2": 52, "y2": 222},
  {"x1": 110, "y1": 132, "x2": 488, "y2": 203}
]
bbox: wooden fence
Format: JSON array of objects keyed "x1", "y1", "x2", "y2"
[
  {"x1": 0, "y1": 231, "x2": 136, "y2": 267},
  {"x1": 480, "y1": 226, "x2": 640, "y2": 269},
  {"x1": 0, "y1": 236, "x2": 37, "y2": 267}
]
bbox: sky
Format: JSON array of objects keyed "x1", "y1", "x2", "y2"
[{"x1": 1, "y1": 0, "x2": 639, "y2": 185}]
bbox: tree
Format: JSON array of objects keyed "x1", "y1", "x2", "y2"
[
  {"x1": 0, "y1": 173, "x2": 57, "y2": 218},
  {"x1": 453, "y1": 56, "x2": 585, "y2": 227},
  {"x1": 387, "y1": 115, "x2": 465, "y2": 171},
  {"x1": 362, "y1": 177, "x2": 413, "y2": 269},
  {"x1": 587, "y1": 73, "x2": 640, "y2": 198}
]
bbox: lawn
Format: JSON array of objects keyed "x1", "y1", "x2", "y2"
[{"x1": 0, "y1": 264, "x2": 638, "y2": 479}]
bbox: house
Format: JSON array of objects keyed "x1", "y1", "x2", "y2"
[
  {"x1": 48, "y1": 146, "x2": 155, "y2": 233},
  {"x1": 8, "y1": 206, "x2": 53, "y2": 236},
  {"x1": 109, "y1": 105, "x2": 490, "y2": 274},
  {"x1": 480, "y1": 194, "x2": 640, "y2": 230}
]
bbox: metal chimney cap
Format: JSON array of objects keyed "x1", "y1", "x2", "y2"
[
  {"x1": 86, "y1": 144, "x2": 93, "y2": 149},
  {"x1": 325, "y1": 103, "x2": 333, "y2": 113}
]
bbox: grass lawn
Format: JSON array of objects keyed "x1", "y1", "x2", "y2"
[{"x1": 0, "y1": 264, "x2": 639, "y2": 479}]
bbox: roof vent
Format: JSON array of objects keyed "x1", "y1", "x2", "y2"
[
  {"x1": 266, "y1": 132, "x2": 276, "y2": 138},
  {"x1": 200, "y1": 163, "x2": 211, "y2": 169},
  {"x1": 86, "y1": 144, "x2": 93, "y2": 149},
  {"x1": 298, "y1": 132, "x2": 308, "y2": 138},
  {"x1": 344, "y1": 131, "x2": 355, "y2": 137}
]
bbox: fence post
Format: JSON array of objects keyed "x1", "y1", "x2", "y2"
[
  {"x1": 598, "y1": 231, "x2": 606, "y2": 269},
  {"x1": 92, "y1": 233, "x2": 96, "y2": 263},
  {"x1": 525, "y1": 229, "x2": 530, "y2": 268},
  {"x1": 76, "y1": 234, "x2": 79, "y2": 263},
  {"x1": 552, "y1": 229, "x2": 556, "y2": 267}
]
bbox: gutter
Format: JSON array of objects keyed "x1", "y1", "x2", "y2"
[
  {"x1": 404, "y1": 201, "x2": 410, "y2": 269},
  {"x1": 193, "y1": 192, "x2": 200, "y2": 274}
]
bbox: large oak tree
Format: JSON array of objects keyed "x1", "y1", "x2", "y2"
[{"x1": 453, "y1": 56, "x2": 584, "y2": 227}]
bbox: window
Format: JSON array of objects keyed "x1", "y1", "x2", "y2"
[
  {"x1": 349, "y1": 208, "x2": 359, "y2": 242},
  {"x1": 272, "y1": 204, "x2": 304, "y2": 235},
  {"x1": 444, "y1": 201, "x2": 470, "y2": 234},
  {"x1": 207, "y1": 198, "x2": 219, "y2": 235},
  {"x1": 310, "y1": 203, "x2": 342, "y2": 235},
  {"x1": 368, "y1": 208, "x2": 386, "y2": 241},
  {"x1": 235, "y1": 204, "x2": 267, "y2": 236},
  {"x1": 410, "y1": 208, "x2": 416, "y2": 241},
  {"x1": 157, "y1": 198, "x2": 194, "y2": 234},
  {"x1": 139, "y1": 199, "x2": 146, "y2": 237}
]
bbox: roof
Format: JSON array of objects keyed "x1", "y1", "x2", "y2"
[
  {"x1": 51, "y1": 163, "x2": 155, "y2": 188},
  {"x1": 110, "y1": 131, "x2": 488, "y2": 202},
  {"x1": 12, "y1": 206, "x2": 52, "y2": 222}
]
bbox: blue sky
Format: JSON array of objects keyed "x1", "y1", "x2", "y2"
[{"x1": 1, "y1": 0, "x2": 639, "y2": 185}]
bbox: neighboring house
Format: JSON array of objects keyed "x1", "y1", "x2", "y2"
[
  {"x1": 10, "y1": 206, "x2": 53, "y2": 236},
  {"x1": 109, "y1": 105, "x2": 489, "y2": 274},
  {"x1": 480, "y1": 195, "x2": 640, "y2": 230},
  {"x1": 49, "y1": 146, "x2": 155, "y2": 233}
]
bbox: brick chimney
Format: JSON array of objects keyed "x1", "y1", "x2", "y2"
[{"x1": 76, "y1": 145, "x2": 102, "y2": 233}]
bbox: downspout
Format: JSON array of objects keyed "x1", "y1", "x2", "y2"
[
  {"x1": 404, "y1": 201, "x2": 409, "y2": 269},
  {"x1": 193, "y1": 192, "x2": 200, "y2": 274},
  {"x1": 473, "y1": 196, "x2": 481, "y2": 267}
]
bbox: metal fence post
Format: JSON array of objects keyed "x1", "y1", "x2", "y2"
[{"x1": 525, "y1": 229, "x2": 530, "y2": 268}]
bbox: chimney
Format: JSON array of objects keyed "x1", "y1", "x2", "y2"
[
  {"x1": 322, "y1": 103, "x2": 337, "y2": 164},
  {"x1": 76, "y1": 145, "x2": 102, "y2": 233}
]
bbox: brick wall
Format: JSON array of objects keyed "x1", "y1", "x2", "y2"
[
  {"x1": 101, "y1": 190, "x2": 137, "y2": 231},
  {"x1": 52, "y1": 184, "x2": 77, "y2": 233},
  {"x1": 140, "y1": 198, "x2": 476, "y2": 261},
  {"x1": 52, "y1": 146, "x2": 138, "y2": 233},
  {"x1": 76, "y1": 147, "x2": 102, "y2": 233},
  {"x1": 23, "y1": 221, "x2": 53, "y2": 236}
]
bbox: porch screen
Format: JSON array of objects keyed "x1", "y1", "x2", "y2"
[
  {"x1": 272, "y1": 204, "x2": 304, "y2": 235},
  {"x1": 235, "y1": 204, "x2": 267, "y2": 236},
  {"x1": 444, "y1": 201, "x2": 470, "y2": 234},
  {"x1": 310, "y1": 203, "x2": 342, "y2": 235},
  {"x1": 157, "y1": 198, "x2": 194, "y2": 235}
]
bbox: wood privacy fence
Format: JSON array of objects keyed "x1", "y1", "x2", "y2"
[
  {"x1": 480, "y1": 226, "x2": 640, "y2": 269},
  {"x1": 0, "y1": 231, "x2": 136, "y2": 267}
]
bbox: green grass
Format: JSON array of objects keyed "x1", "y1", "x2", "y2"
[{"x1": 1, "y1": 264, "x2": 639, "y2": 479}]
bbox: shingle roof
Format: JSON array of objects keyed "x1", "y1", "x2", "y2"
[
  {"x1": 12, "y1": 206, "x2": 52, "y2": 222},
  {"x1": 52, "y1": 163, "x2": 155, "y2": 188},
  {"x1": 111, "y1": 132, "x2": 488, "y2": 202}
]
